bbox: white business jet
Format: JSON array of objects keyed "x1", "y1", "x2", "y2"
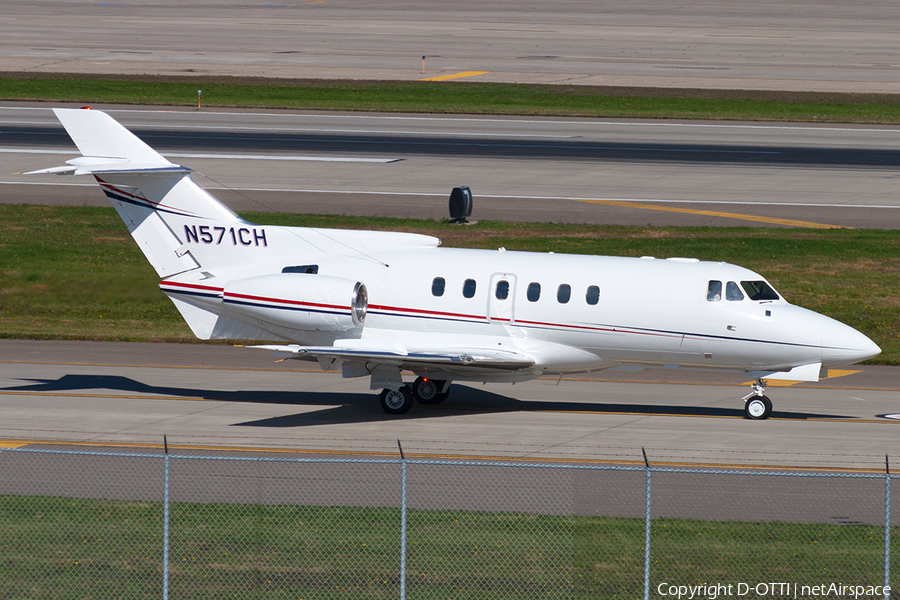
[{"x1": 28, "y1": 108, "x2": 880, "y2": 419}]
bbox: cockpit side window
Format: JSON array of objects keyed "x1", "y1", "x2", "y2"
[
  {"x1": 726, "y1": 281, "x2": 744, "y2": 301},
  {"x1": 707, "y1": 280, "x2": 722, "y2": 302},
  {"x1": 741, "y1": 280, "x2": 780, "y2": 301}
]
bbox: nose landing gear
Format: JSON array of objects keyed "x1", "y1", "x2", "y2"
[{"x1": 743, "y1": 379, "x2": 772, "y2": 420}]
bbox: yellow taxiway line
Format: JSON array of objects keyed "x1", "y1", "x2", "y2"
[
  {"x1": 742, "y1": 369, "x2": 861, "y2": 388},
  {"x1": 0, "y1": 358, "x2": 322, "y2": 373},
  {"x1": 1, "y1": 389, "x2": 896, "y2": 425},
  {"x1": 4, "y1": 361, "x2": 886, "y2": 392},
  {"x1": 0, "y1": 437, "x2": 890, "y2": 473},
  {"x1": 574, "y1": 198, "x2": 851, "y2": 229},
  {"x1": 420, "y1": 70, "x2": 489, "y2": 82},
  {"x1": 0, "y1": 441, "x2": 30, "y2": 449}
]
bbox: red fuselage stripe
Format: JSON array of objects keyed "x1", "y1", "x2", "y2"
[
  {"x1": 160, "y1": 281, "x2": 223, "y2": 293},
  {"x1": 223, "y1": 291, "x2": 347, "y2": 312}
]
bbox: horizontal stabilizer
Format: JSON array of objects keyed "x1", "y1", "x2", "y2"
[
  {"x1": 53, "y1": 108, "x2": 177, "y2": 167},
  {"x1": 29, "y1": 108, "x2": 247, "y2": 277},
  {"x1": 25, "y1": 110, "x2": 187, "y2": 176},
  {"x1": 25, "y1": 158, "x2": 188, "y2": 176}
]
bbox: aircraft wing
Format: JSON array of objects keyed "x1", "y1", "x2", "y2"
[{"x1": 251, "y1": 343, "x2": 535, "y2": 371}]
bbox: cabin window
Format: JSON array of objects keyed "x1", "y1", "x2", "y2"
[
  {"x1": 741, "y1": 280, "x2": 779, "y2": 301},
  {"x1": 586, "y1": 285, "x2": 600, "y2": 305},
  {"x1": 557, "y1": 284, "x2": 571, "y2": 304},
  {"x1": 527, "y1": 282, "x2": 541, "y2": 302},
  {"x1": 463, "y1": 279, "x2": 477, "y2": 298},
  {"x1": 282, "y1": 264, "x2": 318, "y2": 274},
  {"x1": 726, "y1": 281, "x2": 744, "y2": 301},
  {"x1": 707, "y1": 280, "x2": 722, "y2": 302},
  {"x1": 432, "y1": 277, "x2": 445, "y2": 297},
  {"x1": 495, "y1": 280, "x2": 510, "y2": 300}
]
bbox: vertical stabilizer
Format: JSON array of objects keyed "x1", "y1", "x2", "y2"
[
  {"x1": 30, "y1": 108, "x2": 249, "y2": 277},
  {"x1": 53, "y1": 108, "x2": 175, "y2": 167}
]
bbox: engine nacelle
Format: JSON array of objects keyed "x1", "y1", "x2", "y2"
[{"x1": 222, "y1": 273, "x2": 367, "y2": 332}]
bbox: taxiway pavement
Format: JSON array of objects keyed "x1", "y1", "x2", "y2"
[
  {"x1": 2, "y1": 340, "x2": 898, "y2": 470},
  {"x1": 2, "y1": 0, "x2": 899, "y2": 94}
]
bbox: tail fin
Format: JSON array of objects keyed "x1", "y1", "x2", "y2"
[{"x1": 28, "y1": 108, "x2": 244, "y2": 277}]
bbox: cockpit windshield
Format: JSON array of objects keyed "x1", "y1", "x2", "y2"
[{"x1": 741, "y1": 280, "x2": 779, "y2": 301}]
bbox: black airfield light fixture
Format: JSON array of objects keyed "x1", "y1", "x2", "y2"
[{"x1": 448, "y1": 185, "x2": 474, "y2": 224}]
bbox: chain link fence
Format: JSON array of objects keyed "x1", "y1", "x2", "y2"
[{"x1": 0, "y1": 446, "x2": 896, "y2": 600}]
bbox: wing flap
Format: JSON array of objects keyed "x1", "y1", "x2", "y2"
[{"x1": 251, "y1": 344, "x2": 535, "y2": 370}]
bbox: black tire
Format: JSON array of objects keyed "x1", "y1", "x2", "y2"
[
  {"x1": 760, "y1": 395, "x2": 773, "y2": 419},
  {"x1": 379, "y1": 386, "x2": 413, "y2": 414},
  {"x1": 412, "y1": 377, "x2": 448, "y2": 404},
  {"x1": 745, "y1": 395, "x2": 773, "y2": 420}
]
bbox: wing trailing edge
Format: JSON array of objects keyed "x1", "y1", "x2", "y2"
[{"x1": 252, "y1": 343, "x2": 536, "y2": 371}]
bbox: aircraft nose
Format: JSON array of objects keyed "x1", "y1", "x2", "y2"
[{"x1": 820, "y1": 318, "x2": 881, "y2": 366}]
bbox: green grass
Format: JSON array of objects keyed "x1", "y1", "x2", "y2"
[
  {"x1": 1, "y1": 76, "x2": 900, "y2": 123},
  {"x1": 1, "y1": 494, "x2": 896, "y2": 599},
  {"x1": 0, "y1": 205, "x2": 190, "y2": 342},
  {"x1": 1, "y1": 204, "x2": 897, "y2": 363}
]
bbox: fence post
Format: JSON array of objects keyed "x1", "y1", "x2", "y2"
[
  {"x1": 398, "y1": 440, "x2": 408, "y2": 600},
  {"x1": 643, "y1": 448, "x2": 652, "y2": 600},
  {"x1": 884, "y1": 455, "x2": 891, "y2": 600},
  {"x1": 163, "y1": 435, "x2": 170, "y2": 600}
]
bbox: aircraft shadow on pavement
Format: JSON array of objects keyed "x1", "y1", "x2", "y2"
[{"x1": 4, "y1": 374, "x2": 848, "y2": 424}]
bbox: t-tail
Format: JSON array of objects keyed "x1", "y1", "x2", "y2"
[
  {"x1": 27, "y1": 108, "x2": 253, "y2": 277},
  {"x1": 28, "y1": 108, "x2": 438, "y2": 343}
]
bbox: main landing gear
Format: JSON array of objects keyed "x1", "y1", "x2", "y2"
[
  {"x1": 411, "y1": 377, "x2": 449, "y2": 405},
  {"x1": 742, "y1": 379, "x2": 773, "y2": 420},
  {"x1": 379, "y1": 386, "x2": 413, "y2": 415},
  {"x1": 378, "y1": 377, "x2": 451, "y2": 415}
]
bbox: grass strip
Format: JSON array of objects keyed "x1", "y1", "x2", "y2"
[
  {"x1": 0, "y1": 204, "x2": 897, "y2": 363},
  {"x1": 1, "y1": 76, "x2": 900, "y2": 123},
  {"x1": 0, "y1": 494, "x2": 895, "y2": 600}
]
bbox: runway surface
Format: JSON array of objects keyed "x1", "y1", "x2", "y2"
[
  {"x1": 2, "y1": 340, "x2": 898, "y2": 471},
  {"x1": 3, "y1": 2, "x2": 899, "y2": 525},
  {"x1": 3, "y1": 103, "x2": 900, "y2": 229},
  {"x1": 2, "y1": 0, "x2": 899, "y2": 94}
]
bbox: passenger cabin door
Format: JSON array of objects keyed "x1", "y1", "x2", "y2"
[
  {"x1": 488, "y1": 273, "x2": 517, "y2": 324},
  {"x1": 696, "y1": 278, "x2": 754, "y2": 363},
  {"x1": 701, "y1": 279, "x2": 745, "y2": 331}
]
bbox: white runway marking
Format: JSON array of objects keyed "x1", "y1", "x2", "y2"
[
  {"x1": 0, "y1": 119, "x2": 580, "y2": 139},
  {"x1": 0, "y1": 148, "x2": 399, "y2": 163},
  {"x1": 141, "y1": 135, "x2": 784, "y2": 155},
  {"x1": 2, "y1": 180, "x2": 897, "y2": 210},
  {"x1": 0, "y1": 139, "x2": 781, "y2": 156},
  {"x1": 4, "y1": 107, "x2": 899, "y2": 134},
  {"x1": 166, "y1": 152, "x2": 400, "y2": 163},
  {"x1": 142, "y1": 125, "x2": 580, "y2": 139}
]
